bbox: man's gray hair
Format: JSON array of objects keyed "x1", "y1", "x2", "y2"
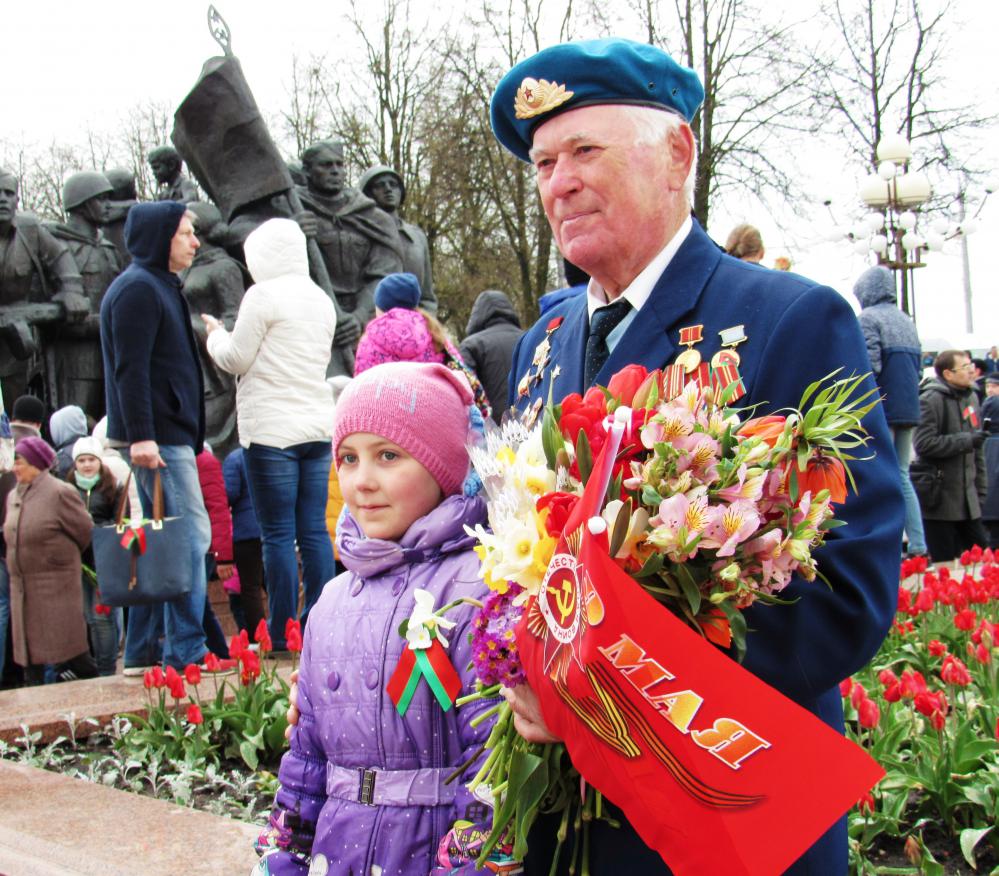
[{"x1": 621, "y1": 106, "x2": 697, "y2": 205}]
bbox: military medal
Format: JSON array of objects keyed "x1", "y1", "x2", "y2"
[
  {"x1": 710, "y1": 325, "x2": 747, "y2": 369},
  {"x1": 674, "y1": 324, "x2": 704, "y2": 373},
  {"x1": 710, "y1": 325, "x2": 748, "y2": 402},
  {"x1": 519, "y1": 317, "x2": 564, "y2": 399}
]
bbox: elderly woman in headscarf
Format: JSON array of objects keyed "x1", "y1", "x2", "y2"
[{"x1": 3, "y1": 436, "x2": 97, "y2": 684}]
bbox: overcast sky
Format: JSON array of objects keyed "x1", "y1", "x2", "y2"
[{"x1": 5, "y1": 0, "x2": 997, "y2": 347}]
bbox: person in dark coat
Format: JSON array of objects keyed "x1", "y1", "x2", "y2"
[
  {"x1": 100, "y1": 201, "x2": 211, "y2": 672},
  {"x1": 223, "y1": 446, "x2": 266, "y2": 636},
  {"x1": 459, "y1": 289, "x2": 524, "y2": 423},
  {"x1": 854, "y1": 265, "x2": 926, "y2": 557},
  {"x1": 66, "y1": 435, "x2": 123, "y2": 676},
  {"x1": 493, "y1": 37, "x2": 902, "y2": 875},
  {"x1": 4, "y1": 436, "x2": 97, "y2": 684},
  {"x1": 979, "y1": 373, "x2": 999, "y2": 549},
  {"x1": 913, "y1": 350, "x2": 989, "y2": 561}
]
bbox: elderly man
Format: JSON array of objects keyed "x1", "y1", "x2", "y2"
[
  {"x1": 100, "y1": 202, "x2": 211, "y2": 672},
  {"x1": 494, "y1": 38, "x2": 902, "y2": 875}
]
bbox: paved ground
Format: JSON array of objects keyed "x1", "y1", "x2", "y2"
[{"x1": 0, "y1": 760, "x2": 259, "y2": 875}]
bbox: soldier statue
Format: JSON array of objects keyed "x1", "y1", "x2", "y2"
[
  {"x1": 148, "y1": 145, "x2": 199, "y2": 203},
  {"x1": 359, "y1": 164, "x2": 437, "y2": 313},
  {"x1": 181, "y1": 201, "x2": 245, "y2": 456},
  {"x1": 47, "y1": 172, "x2": 122, "y2": 418},
  {"x1": 0, "y1": 168, "x2": 88, "y2": 406},
  {"x1": 103, "y1": 167, "x2": 138, "y2": 267}
]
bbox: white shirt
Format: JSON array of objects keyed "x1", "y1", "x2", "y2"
[{"x1": 585, "y1": 215, "x2": 693, "y2": 353}]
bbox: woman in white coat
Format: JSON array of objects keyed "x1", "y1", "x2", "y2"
[{"x1": 203, "y1": 218, "x2": 336, "y2": 650}]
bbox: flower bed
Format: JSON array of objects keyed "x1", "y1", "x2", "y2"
[{"x1": 842, "y1": 550, "x2": 999, "y2": 874}]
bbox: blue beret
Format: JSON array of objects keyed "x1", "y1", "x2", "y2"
[
  {"x1": 374, "y1": 272, "x2": 422, "y2": 312},
  {"x1": 491, "y1": 38, "x2": 704, "y2": 163}
]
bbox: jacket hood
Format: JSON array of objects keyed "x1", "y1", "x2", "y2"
[
  {"x1": 49, "y1": 405, "x2": 88, "y2": 448},
  {"x1": 124, "y1": 201, "x2": 186, "y2": 270},
  {"x1": 244, "y1": 218, "x2": 309, "y2": 283},
  {"x1": 465, "y1": 289, "x2": 521, "y2": 335},
  {"x1": 923, "y1": 377, "x2": 971, "y2": 400},
  {"x1": 853, "y1": 266, "x2": 897, "y2": 309},
  {"x1": 336, "y1": 494, "x2": 486, "y2": 578}
]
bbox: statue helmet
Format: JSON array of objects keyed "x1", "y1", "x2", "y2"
[
  {"x1": 63, "y1": 171, "x2": 113, "y2": 211},
  {"x1": 359, "y1": 164, "x2": 406, "y2": 204}
]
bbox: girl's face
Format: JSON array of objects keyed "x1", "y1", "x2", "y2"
[
  {"x1": 75, "y1": 454, "x2": 101, "y2": 478},
  {"x1": 337, "y1": 432, "x2": 443, "y2": 542}
]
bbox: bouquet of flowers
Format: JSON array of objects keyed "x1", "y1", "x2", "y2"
[{"x1": 443, "y1": 364, "x2": 879, "y2": 867}]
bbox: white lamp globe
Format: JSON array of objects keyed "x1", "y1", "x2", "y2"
[
  {"x1": 870, "y1": 234, "x2": 889, "y2": 254},
  {"x1": 898, "y1": 211, "x2": 918, "y2": 230},
  {"x1": 877, "y1": 161, "x2": 897, "y2": 180},
  {"x1": 876, "y1": 133, "x2": 913, "y2": 164}
]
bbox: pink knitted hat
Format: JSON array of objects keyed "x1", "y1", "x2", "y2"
[{"x1": 333, "y1": 362, "x2": 474, "y2": 496}]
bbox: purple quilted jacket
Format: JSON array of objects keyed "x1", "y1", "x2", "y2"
[{"x1": 255, "y1": 494, "x2": 497, "y2": 876}]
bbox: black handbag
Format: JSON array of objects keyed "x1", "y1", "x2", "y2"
[
  {"x1": 92, "y1": 470, "x2": 193, "y2": 606},
  {"x1": 909, "y1": 457, "x2": 943, "y2": 509}
]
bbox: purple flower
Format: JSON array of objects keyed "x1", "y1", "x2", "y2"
[{"x1": 470, "y1": 585, "x2": 527, "y2": 686}]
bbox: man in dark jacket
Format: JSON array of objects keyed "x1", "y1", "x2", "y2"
[
  {"x1": 459, "y1": 289, "x2": 524, "y2": 423},
  {"x1": 855, "y1": 266, "x2": 926, "y2": 557},
  {"x1": 100, "y1": 201, "x2": 212, "y2": 672},
  {"x1": 981, "y1": 373, "x2": 999, "y2": 549},
  {"x1": 913, "y1": 349, "x2": 989, "y2": 562}
]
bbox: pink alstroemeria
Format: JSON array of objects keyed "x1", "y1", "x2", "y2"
[
  {"x1": 673, "y1": 433, "x2": 721, "y2": 483},
  {"x1": 700, "y1": 499, "x2": 761, "y2": 557},
  {"x1": 640, "y1": 406, "x2": 695, "y2": 449},
  {"x1": 648, "y1": 492, "x2": 710, "y2": 560},
  {"x1": 717, "y1": 463, "x2": 766, "y2": 503}
]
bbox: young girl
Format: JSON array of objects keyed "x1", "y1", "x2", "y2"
[
  {"x1": 253, "y1": 362, "x2": 497, "y2": 876},
  {"x1": 67, "y1": 436, "x2": 124, "y2": 677}
]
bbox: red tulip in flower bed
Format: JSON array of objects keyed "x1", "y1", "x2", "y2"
[
  {"x1": 128, "y1": 619, "x2": 302, "y2": 771},
  {"x1": 841, "y1": 549, "x2": 999, "y2": 874}
]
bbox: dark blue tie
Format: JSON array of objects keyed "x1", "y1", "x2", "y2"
[{"x1": 584, "y1": 298, "x2": 632, "y2": 387}]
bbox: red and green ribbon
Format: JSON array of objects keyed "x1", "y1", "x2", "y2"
[
  {"x1": 120, "y1": 526, "x2": 147, "y2": 554},
  {"x1": 386, "y1": 638, "x2": 463, "y2": 716}
]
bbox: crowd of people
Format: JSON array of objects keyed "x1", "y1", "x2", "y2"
[{"x1": 0, "y1": 32, "x2": 996, "y2": 876}]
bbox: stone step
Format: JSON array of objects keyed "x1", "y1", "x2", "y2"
[{"x1": 0, "y1": 760, "x2": 259, "y2": 875}]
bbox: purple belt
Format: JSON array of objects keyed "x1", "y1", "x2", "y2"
[{"x1": 325, "y1": 763, "x2": 457, "y2": 807}]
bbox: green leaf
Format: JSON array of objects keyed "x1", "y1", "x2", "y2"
[
  {"x1": 512, "y1": 752, "x2": 550, "y2": 860},
  {"x1": 541, "y1": 406, "x2": 563, "y2": 471},
  {"x1": 960, "y1": 826, "x2": 993, "y2": 868},
  {"x1": 641, "y1": 484, "x2": 663, "y2": 507},
  {"x1": 238, "y1": 739, "x2": 259, "y2": 770},
  {"x1": 608, "y1": 498, "x2": 633, "y2": 558},
  {"x1": 676, "y1": 565, "x2": 701, "y2": 617},
  {"x1": 576, "y1": 429, "x2": 593, "y2": 485}
]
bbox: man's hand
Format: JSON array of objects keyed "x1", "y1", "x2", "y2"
[
  {"x1": 293, "y1": 210, "x2": 319, "y2": 238},
  {"x1": 216, "y1": 562, "x2": 235, "y2": 581},
  {"x1": 201, "y1": 313, "x2": 222, "y2": 336},
  {"x1": 972, "y1": 430, "x2": 987, "y2": 449},
  {"x1": 333, "y1": 311, "x2": 362, "y2": 347},
  {"x1": 284, "y1": 669, "x2": 300, "y2": 739},
  {"x1": 130, "y1": 440, "x2": 165, "y2": 469},
  {"x1": 502, "y1": 682, "x2": 561, "y2": 744}
]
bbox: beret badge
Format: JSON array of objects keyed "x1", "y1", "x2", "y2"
[{"x1": 514, "y1": 77, "x2": 574, "y2": 119}]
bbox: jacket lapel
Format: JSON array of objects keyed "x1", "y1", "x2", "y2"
[
  {"x1": 537, "y1": 293, "x2": 589, "y2": 400},
  {"x1": 596, "y1": 220, "x2": 722, "y2": 385}
]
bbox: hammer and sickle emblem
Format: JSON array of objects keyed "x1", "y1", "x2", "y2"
[{"x1": 547, "y1": 579, "x2": 576, "y2": 625}]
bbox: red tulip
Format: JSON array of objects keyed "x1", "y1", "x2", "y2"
[
  {"x1": 240, "y1": 649, "x2": 261, "y2": 685},
  {"x1": 143, "y1": 670, "x2": 155, "y2": 689},
  {"x1": 606, "y1": 363, "x2": 649, "y2": 407},
  {"x1": 954, "y1": 609, "x2": 977, "y2": 631},
  {"x1": 857, "y1": 792, "x2": 875, "y2": 816},
  {"x1": 204, "y1": 653, "x2": 222, "y2": 672},
  {"x1": 927, "y1": 640, "x2": 947, "y2": 657},
  {"x1": 185, "y1": 704, "x2": 204, "y2": 725},
  {"x1": 229, "y1": 633, "x2": 247, "y2": 659},
  {"x1": 849, "y1": 682, "x2": 868, "y2": 710},
  {"x1": 857, "y1": 697, "x2": 881, "y2": 729},
  {"x1": 968, "y1": 642, "x2": 992, "y2": 665},
  {"x1": 940, "y1": 655, "x2": 972, "y2": 686},
  {"x1": 253, "y1": 619, "x2": 273, "y2": 653},
  {"x1": 838, "y1": 678, "x2": 853, "y2": 698},
  {"x1": 286, "y1": 619, "x2": 303, "y2": 653},
  {"x1": 899, "y1": 670, "x2": 927, "y2": 698},
  {"x1": 877, "y1": 668, "x2": 898, "y2": 686}
]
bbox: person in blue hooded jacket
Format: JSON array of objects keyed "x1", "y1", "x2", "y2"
[
  {"x1": 493, "y1": 38, "x2": 903, "y2": 876},
  {"x1": 99, "y1": 201, "x2": 211, "y2": 672},
  {"x1": 854, "y1": 265, "x2": 926, "y2": 558}
]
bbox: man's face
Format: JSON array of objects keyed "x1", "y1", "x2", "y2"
[
  {"x1": 943, "y1": 355, "x2": 975, "y2": 390},
  {"x1": 0, "y1": 184, "x2": 18, "y2": 224},
  {"x1": 368, "y1": 174, "x2": 402, "y2": 211},
  {"x1": 529, "y1": 105, "x2": 692, "y2": 294},
  {"x1": 150, "y1": 157, "x2": 176, "y2": 185},
  {"x1": 305, "y1": 148, "x2": 346, "y2": 196},
  {"x1": 168, "y1": 215, "x2": 200, "y2": 272},
  {"x1": 986, "y1": 382, "x2": 999, "y2": 398},
  {"x1": 79, "y1": 193, "x2": 111, "y2": 226}
]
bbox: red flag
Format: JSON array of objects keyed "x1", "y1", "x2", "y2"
[{"x1": 516, "y1": 415, "x2": 884, "y2": 875}]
